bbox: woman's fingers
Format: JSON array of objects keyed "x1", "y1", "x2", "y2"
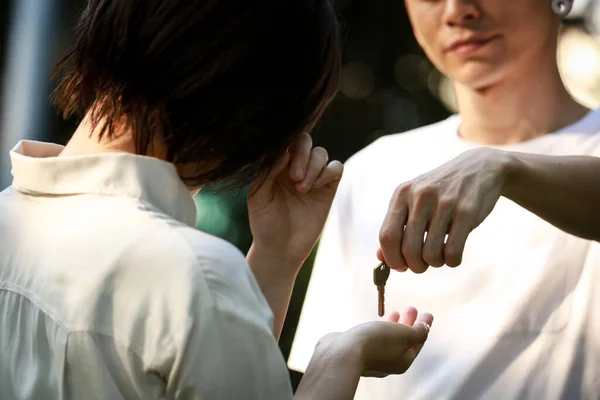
[
  {"x1": 361, "y1": 320, "x2": 431, "y2": 374},
  {"x1": 314, "y1": 160, "x2": 343, "y2": 189},
  {"x1": 288, "y1": 132, "x2": 313, "y2": 182},
  {"x1": 296, "y1": 147, "x2": 329, "y2": 192},
  {"x1": 415, "y1": 312, "x2": 434, "y2": 328},
  {"x1": 285, "y1": 134, "x2": 343, "y2": 193},
  {"x1": 351, "y1": 311, "x2": 433, "y2": 377},
  {"x1": 399, "y1": 306, "x2": 418, "y2": 326},
  {"x1": 267, "y1": 149, "x2": 291, "y2": 181},
  {"x1": 395, "y1": 319, "x2": 431, "y2": 357},
  {"x1": 248, "y1": 150, "x2": 290, "y2": 203},
  {"x1": 383, "y1": 310, "x2": 401, "y2": 323},
  {"x1": 409, "y1": 312, "x2": 434, "y2": 355}
]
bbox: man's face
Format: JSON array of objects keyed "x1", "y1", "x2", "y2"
[{"x1": 404, "y1": 0, "x2": 562, "y2": 90}]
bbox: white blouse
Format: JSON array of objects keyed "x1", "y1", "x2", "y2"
[{"x1": 0, "y1": 140, "x2": 293, "y2": 399}]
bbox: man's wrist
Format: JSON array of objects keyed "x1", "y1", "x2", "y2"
[{"x1": 498, "y1": 150, "x2": 525, "y2": 198}]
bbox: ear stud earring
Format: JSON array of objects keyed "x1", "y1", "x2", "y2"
[{"x1": 552, "y1": 0, "x2": 573, "y2": 17}]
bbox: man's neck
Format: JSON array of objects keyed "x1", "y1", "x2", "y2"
[{"x1": 454, "y1": 62, "x2": 589, "y2": 146}]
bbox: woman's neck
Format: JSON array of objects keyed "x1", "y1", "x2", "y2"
[
  {"x1": 454, "y1": 62, "x2": 590, "y2": 146},
  {"x1": 60, "y1": 112, "x2": 201, "y2": 195},
  {"x1": 60, "y1": 115, "x2": 138, "y2": 157}
]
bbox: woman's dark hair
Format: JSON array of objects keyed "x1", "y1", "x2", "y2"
[{"x1": 52, "y1": 0, "x2": 341, "y2": 188}]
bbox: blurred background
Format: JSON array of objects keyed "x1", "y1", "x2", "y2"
[{"x1": 0, "y1": 0, "x2": 599, "y2": 389}]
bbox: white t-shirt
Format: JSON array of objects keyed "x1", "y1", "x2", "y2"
[
  {"x1": 0, "y1": 141, "x2": 293, "y2": 400},
  {"x1": 289, "y1": 110, "x2": 600, "y2": 400}
]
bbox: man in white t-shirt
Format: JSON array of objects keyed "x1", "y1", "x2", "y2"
[{"x1": 290, "y1": 0, "x2": 600, "y2": 398}]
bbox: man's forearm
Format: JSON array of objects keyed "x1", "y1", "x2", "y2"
[
  {"x1": 246, "y1": 245, "x2": 299, "y2": 340},
  {"x1": 503, "y1": 152, "x2": 600, "y2": 241}
]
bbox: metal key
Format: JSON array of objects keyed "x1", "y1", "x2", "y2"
[{"x1": 373, "y1": 262, "x2": 390, "y2": 317}]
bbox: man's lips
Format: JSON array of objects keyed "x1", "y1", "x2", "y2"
[{"x1": 444, "y1": 34, "x2": 499, "y2": 54}]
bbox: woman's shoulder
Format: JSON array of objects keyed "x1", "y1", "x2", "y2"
[
  {"x1": 119, "y1": 223, "x2": 271, "y2": 324},
  {"x1": 175, "y1": 226, "x2": 270, "y2": 314},
  {"x1": 75, "y1": 221, "x2": 274, "y2": 353}
]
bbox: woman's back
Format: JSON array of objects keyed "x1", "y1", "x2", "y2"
[{"x1": 0, "y1": 141, "x2": 292, "y2": 399}]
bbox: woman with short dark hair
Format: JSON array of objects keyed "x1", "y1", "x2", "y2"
[{"x1": 0, "y1": 1, "x2": 432, "y2": 399}]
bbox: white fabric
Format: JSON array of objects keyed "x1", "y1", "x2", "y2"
[
  {"x1": 289, "y1": 110, "x2": 600, "y2": 399},
  {"x1": 0, "y1": 141, "x2": 293, "y2": 400}
]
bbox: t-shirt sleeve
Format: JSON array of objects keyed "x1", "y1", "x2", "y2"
[{"x1": 287, "y1": 168, "x2": 360, "y2": 373}]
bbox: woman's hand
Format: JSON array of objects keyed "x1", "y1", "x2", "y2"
[
  {"x1": 378, "y1": 147, "x2": 511, "y2": 273},
  {"x1": 319, "y1": 307, "x2": 433, "y2": 378},
  {"x1": 247, "y1": 132, "x2": 343, "y2": 273},
  {"x1": 246, "y1": 133, "x2": 343, "y2": 338},
  {"x1": 296, "y1": 308, "x2": 433, "y2": 400}
]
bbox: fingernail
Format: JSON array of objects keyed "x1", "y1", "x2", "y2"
[
  {"x1": 422, "y1": 322, "x2": 431, "y2": 333},
  {"x1": 296, "y1": 168, "x2": 304, "y2": 179},
  {"x1": 313, "y1": 179, "x2": 323, "y2": 188}
]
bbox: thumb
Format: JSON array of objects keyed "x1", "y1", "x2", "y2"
[
  {"x1": 404, "y1": 322, "x2": 431, "y2": 348},
  {"x1": 266, "y1": 149, "x2": 291, "y2": 182},
  {"x1": 248, "y1": 150, "x2": 290, "y2": 198},
  {"x1": 408, "y1": 313, "x2": 433, "y2": 354},
  {"x1": 376, "y1": 247, "x2": 384, "y2": 262}
]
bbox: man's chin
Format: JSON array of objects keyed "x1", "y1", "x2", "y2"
[{"x1": 449, "y1": 63, "x2": 506, "y2": 92}]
